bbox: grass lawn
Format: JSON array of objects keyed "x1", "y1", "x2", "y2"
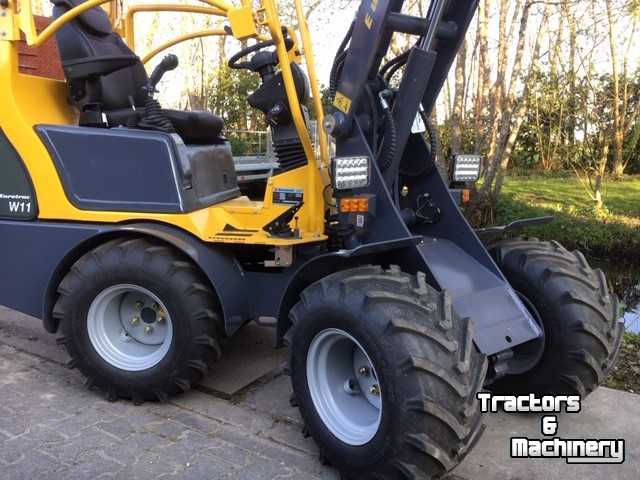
[
  {"x1": 606, "y1": 332, "x2": 640, "y2": 394},
  {"x1": 495, "y1": 175, "x2": 640, "y2": 258},
  {"x1": 495, "y1": 174, "x2": 640, "y2": 393}
]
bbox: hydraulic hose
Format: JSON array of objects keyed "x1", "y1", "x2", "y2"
[
  {"x1": 380, "y1": 49, "x2": 410, "y2": 79},
  {"x1": 376, "y1": 91, "x2": 397, "y2": 172},
  {"x1": 329, "y1": 22, "x2": 354, "y2": 100}
]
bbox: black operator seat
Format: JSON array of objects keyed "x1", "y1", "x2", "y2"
[{"x1": 50, "y1": 0, "x2": 224, "y2": 145}]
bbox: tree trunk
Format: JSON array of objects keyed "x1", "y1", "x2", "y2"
[
  {"x1": 605, "y1": 0, "x2": 625, "y2": 178},
  {"x1": 450, "y1": 39, "x2": 467, "y2": 154},
  {"x1": 474, "y1": 0, "x2": 491, "y2": 154}
]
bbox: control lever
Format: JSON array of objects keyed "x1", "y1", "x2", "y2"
[{"x1": 148, "y1": 54, "x2": 179, "y2": 92}]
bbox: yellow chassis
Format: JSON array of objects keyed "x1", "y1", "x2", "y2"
[{"x1": 0, "y1": 0, "x2": 329, "y2": 246}]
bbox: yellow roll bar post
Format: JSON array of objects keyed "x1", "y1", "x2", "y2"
[
  {"x1": 292, "y1": 0, "x2": 328, "y2": 167},
  {"x1": 124, "y1": 4, "x2": 226, "y2": 48},
  {"x1": 142, "y1": 29, "x2": 227, "y2": 64},
  {"x1": 29, "y1": 0, "x2": 229, "y2": 48},
  {"x1": 200, "y1": 0, "x2": 232, "y2": 12},
  {"x1": 259, "y1": 0, "x2": 323, "y2": 231}
]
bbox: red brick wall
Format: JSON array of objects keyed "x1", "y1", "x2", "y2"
[{"x1": 18, "y1": 16, "x2": 64, "y2": 81}]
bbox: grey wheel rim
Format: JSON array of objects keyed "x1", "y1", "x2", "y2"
[
  {"x1": 87, "y1": 284, "x2": 173, "y2": 371},
  {"x1": 306, "y1": 328, "x2": 382, "y2": 446}
]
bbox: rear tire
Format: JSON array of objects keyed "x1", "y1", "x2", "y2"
[
  {"x1": 54, "y1": 238, "x2": 223, "y2": 403},
  {"x1": 287, "y1": 266, "x2": 487, "y2": 479},
  {"x1": 489, "y1": 239, "x2": 623, "y2": 397}
]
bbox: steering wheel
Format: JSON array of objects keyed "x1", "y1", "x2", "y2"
[{"x1": 228, "y1": 38, "x2": 295, "y2": 72}]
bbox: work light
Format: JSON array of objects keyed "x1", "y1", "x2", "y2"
[
  {"x1": 332, "y1": 156, "x2": 371, "y2": 190},
  {"x1": 452, "y1": 154, "x2": 482, "y2": 182}
]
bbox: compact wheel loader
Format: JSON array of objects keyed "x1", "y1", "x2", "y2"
[{"x1": 0, "y1": 0, "x2": 624, "y2": 477}]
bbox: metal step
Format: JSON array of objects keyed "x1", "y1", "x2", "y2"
[{"x1": 419, "y1": 237, "x2": 542, "y2": 355}]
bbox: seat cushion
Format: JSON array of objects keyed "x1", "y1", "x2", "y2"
[
  {"x1": 105, "y1": 108, "x2": 225, "y2": 145},
  {"x1": 164, "y1": 110, "x2": 225, "y2": 145}
]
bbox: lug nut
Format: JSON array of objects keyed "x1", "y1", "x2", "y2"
[
  {"x1": 135, "y1": 301, "x2": 144, "y2": 310},
  {"x1": 157, "y1": 315, "x2": 165, "y2": 324},
  {"x1": 369, "y1": 384, "x2": 380, "y2": 396},
  {"x1": 153, "y1": 303, "x2": 161, "y2": 311},
  {"x1": 358, "y1": 366, "x2": 370, "y2": 376},
  {"x1": 144, "y1": 325, "x2": 154, "y2": 334},
  {"x1": 130, "y1": 316, "x2": 140, "y2": 325}
]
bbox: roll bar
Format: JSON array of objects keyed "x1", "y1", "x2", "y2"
[
  {"x1": 2, "y1": 0, "x2": 328, "y2": 173},
  {"x1": 142, "y1": 29, "x2": 227, "y2": 64}
]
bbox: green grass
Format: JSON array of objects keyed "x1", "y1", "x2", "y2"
[
  {"x1": 605, "y1": 332, "x2": 640, "y2": 393},
  {"x1": 495, "y1": 175, "x2": 640, "y2": 257}
]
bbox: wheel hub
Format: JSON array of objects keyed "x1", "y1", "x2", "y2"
[
  {"x1": 306, "y1": 328, "x2": 382, "y2": 446},
  {"x1": 119, "y1": 293, "x2": 169, "y2": 346},
  {"x1": 87, "y1": 284, "x2": 173, "y2": 371}
]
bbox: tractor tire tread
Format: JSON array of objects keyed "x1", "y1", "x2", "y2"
[
  {"x1": 287, "y1": 265, "x2": 487, "y2": 479},
  {"x1": 488, "y1": 238, "x2": 623, "y2": 397},
  {"x1": 53, "y1": 237, "x2": 223, "y2": 403}
]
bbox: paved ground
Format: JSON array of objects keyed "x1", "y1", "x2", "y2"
[{"x1": 0, "y1": 306, "x2": 638, "y2": 479}]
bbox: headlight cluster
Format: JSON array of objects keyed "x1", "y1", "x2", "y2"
[
  {"x1": 332, "y1": 156, "x2": 371, "y2": 190},
  {"x1": 452, "y1": 154, "x2": 482, "y2": 183}
]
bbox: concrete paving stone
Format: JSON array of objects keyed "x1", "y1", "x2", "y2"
[
  {"x1": 144, "y1": 418, "x2": 194, "y2": 441},
  {"x1": 200, "y1": 323, "x2": 287, "y2": 397},
  {"x1": 453, "y1": 387, "x2": 640, "y2": 480},
  {"x1": 93, "y1": 398, "x2": 144, "y2": 417},
  {"x1": 21, "y1": 404, "x2": 71, "y2": 426},
  {"x1": 260, "y1": 418, "x2": 321, "y2": 457},
  {"x1": 39, "y1": 425, "x2": 121, "y2": 465},
  {"x1": 45, "y1": 405, "x2": 121, "y2": 438},
  {"x1": 116, "y1": 454, "x2": 181, "y2": 480},
  {"x1": 95, "y1": 416, "x2": 141, "y2": 441},
  {"x1": 0, "y1": 425, "x2": 68, "y2": 464},
  {"x1": 212, "y1": 425, "x2": 330, "y2": 477},
  {"x1": 0, "y1": 405, "x2": 28, "y2": 437},
  {"x1": 225, "y1": 459, "x2": 302, "y2": 480},
  {"x1": 170, "y1": 391, "x2": 274, "y2": 433},
  {"x1": 0, "y1": 384, "x2": 28, "y2": 412},
  {"x1": 168, "y1": 451, "x2": 239, "y2": 480},
  {"x1": 3, "y1": 307, "x2": 640, "y2": 479},
  {"x1": 124, "y1": 429, "x2": 175, "y2": 453},
  {"x1": 0, "y1": 448, "x2": 69, "y2": 480},
  {"x1": 243, "y1": 374, "x2": 303, "y2": 426},
  {"x1": 64, "y1": 449, "x2": 127, "y2": 479},
  {"x1": 168, "y1": 409, "x2": 223, "y2": 435},
  {"x1": 153, "y1": 429, "x2": 220, "y2": 467}
]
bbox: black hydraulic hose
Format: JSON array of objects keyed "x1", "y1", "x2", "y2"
[
  {"x1": 329, "y1": 22, "x2": 354, "y2": 100},
  {"x1": 380, "y1": 49, "x2": 410, "y2": 77},
  {"x1": 384, "y1": 56, "x2": 409, "y2": 83},
  {"x1": 425, "y1": 116, "x2": 440, "y2": 165},
  {"x1": 376, "y1": 92, "x2": 397, "y2": 171},
  {"x1": 329, "y1": 51, "x2": 348, "y2": 100}
]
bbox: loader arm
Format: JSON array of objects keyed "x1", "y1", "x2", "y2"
[{"x1": 324, "y1": 0, "x2": 544, "y2": 372}]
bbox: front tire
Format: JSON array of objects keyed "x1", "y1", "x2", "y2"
[
  {"x1": 489, "y1": 239, "x2": 623, "y2": 397},
  {"x1": 287, "y1": 266, "x2": 487, "y2": 479},
  {"x1": 54, "y1": 238, "x2": 223, "y2": 403}
]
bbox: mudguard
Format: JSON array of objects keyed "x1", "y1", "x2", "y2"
[{"x1": 0, "y1": 220, "x2": 250, "y2": 335}]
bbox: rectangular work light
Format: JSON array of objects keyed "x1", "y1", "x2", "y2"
[
  {"x1": 452, "y1": 154, "x2": 482, "y2": 183},
  {"x1": 332, "y1": 156, "x2": 371, "y2": 190}
]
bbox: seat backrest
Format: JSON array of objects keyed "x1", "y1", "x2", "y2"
[{"x1": 51, "y1": 0, "x2": 148, "y2": 110}]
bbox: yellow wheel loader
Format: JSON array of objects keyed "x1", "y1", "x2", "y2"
[{"x1": 0, "y1": 0, "x2": 623, "y2": 477}]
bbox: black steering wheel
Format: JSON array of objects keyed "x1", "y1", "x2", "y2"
[{"x1": 228, "y1": 38, "x2": 295, "y2": 72}]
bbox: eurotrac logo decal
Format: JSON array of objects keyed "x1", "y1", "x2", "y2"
[{"x1": 477, "y1": 393, "x2": 625, "y2": 464}]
